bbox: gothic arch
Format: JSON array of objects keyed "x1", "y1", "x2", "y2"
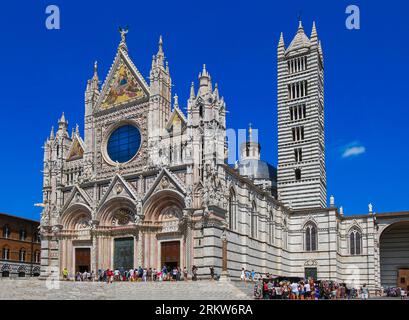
[
  {"x1": 143, "y1": 189, "x2": 185, "y2": 222},
  {"x1": 97, "y1": 196, "x2": 137, "y2": 226},
  {"x1": 60, "y1": 203, "x2": 93, "y2": 230}
]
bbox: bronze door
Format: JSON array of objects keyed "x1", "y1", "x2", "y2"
[
  {"x1": 161, "y1": 241, "x2": 180, "y2": 269},
  {"x1": 75, "y1": 248, "x2": 91, "y2": 273},
  {"x1": 398, "y1": 269, "x2": 409, "y2": 289}
]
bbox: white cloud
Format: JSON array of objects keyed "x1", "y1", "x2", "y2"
[{"x1": 342, "y1": 145, "x2": 366, "y2": 158}]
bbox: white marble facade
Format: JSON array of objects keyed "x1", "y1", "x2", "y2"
[{"x1": 39, "y1": 23, "x2": 409, "y2": 291}]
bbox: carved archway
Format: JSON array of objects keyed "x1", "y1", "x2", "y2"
[
  {"x1": 97, "y1": 196, "x2": 137, "y2": 226},
  {"x1": 60, "y1": 204, "x2": 92, "y2": 230}
]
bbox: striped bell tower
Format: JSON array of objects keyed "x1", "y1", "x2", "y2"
[{"x1": 277, "y1": 21, "x2": 327, "y2": 210}]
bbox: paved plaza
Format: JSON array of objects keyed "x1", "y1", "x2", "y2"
[{"x1": 0, "y1": 279, "x2": 252, "y2": 300}]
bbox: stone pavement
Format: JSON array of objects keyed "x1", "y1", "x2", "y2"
[{"x1": 0, "y1": 279, "x2": 252, "y2": 300}]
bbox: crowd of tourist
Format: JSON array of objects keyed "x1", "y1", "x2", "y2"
[
  {"x1": 248, "y1": 270, "x2": 408, "y2": 300},
  {"x1": 62, "y1": 265, "x2": 200, "y2": 283},
  {"x1": 62, "y1": 266, "x2": 408, "y2": 300},
  {"x1": 251, "y1": 275, "x2": 373, "y2": 300}
]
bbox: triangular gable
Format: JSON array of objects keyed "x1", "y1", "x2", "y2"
[
  {"x1": 61, "y1": 185, "x2": 93, "y2": 213},
  {"x1": 96, "y1": 48, "x2": 150, "y2": 111},
  {"x1": 165, "y1": 107, "x2": 187, "y2": 131},
  {"x1": 97, "y1": 173, "x2": 138, "y2": 209},
  {"x1": 143, "y1": 168, "x2": 186, "y2": 202},
  {"x1": 67, "y1": 135, "x2": 85, "y2": 161}
]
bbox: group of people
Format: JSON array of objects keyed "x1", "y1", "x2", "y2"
[
  {"x1": 253, "y1": 276, "x2": 372, "y2": 300},
  {"x1": 247, "y1": 270, "x2": 378, "y2": 300},
  {"x1": 62, "y1": 265, "x2": 200, "y2": 283}
]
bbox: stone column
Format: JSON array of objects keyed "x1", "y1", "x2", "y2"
[
  {"x1": 219, "y1": 228, "x2": 230, "y2": 282},
  {"x1": 137, "y1": 230, "x2": 143, "y2": 267}
]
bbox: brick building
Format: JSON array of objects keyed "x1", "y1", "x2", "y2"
[{"x1": 0, "y1": 213, "x2": 41, "y2": 278}]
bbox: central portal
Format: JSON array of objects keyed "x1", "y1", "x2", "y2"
[
  {"x1": 75, "y1": 248, "x2": 91, "y2": 273},
  {"x1": 161, "y1": 241, "x2": 180, "y2": 269},
  {"x1": 114, "y1": 237, "x2": 134, "y2": 270}
]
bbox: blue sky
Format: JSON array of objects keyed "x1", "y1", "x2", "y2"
[{"x1": 0, "y1": 0, "x2": 408, "y2": 220}]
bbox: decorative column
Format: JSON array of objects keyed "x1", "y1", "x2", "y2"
[
  {"x1": 137, "y1": 230, "x2": 143, "y2": 267},
  {"x1": 219, "y1": 227, "x2": 230, "y2": 282},
  {"x1": 90, "y1": 220, "x2": 99, "y2": 275}
]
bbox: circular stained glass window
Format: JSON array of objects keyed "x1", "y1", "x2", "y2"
[{"x1": 107, "y1": 125, "x2": 141, "y2": 163}]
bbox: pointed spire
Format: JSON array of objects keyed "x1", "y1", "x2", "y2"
[
  {"x1": 50, "y1": 126, "x2": 55, "y2": 140},
  {"x1": 59, "y1": 112, "x2": 67, "y2": 125},
  {"x1": 71, "y1": 127, "x2": 75, "y2": 140},
  {"x1": 156, "y1": 35, "x2": 165, "y2": 66},
  {"x1": 248, "y1": 123, "x2": 253, "y2": 142},
  {"x1": 190, "y1": 82, "x2": 195, "y2": 100},
  {"x1": 213, "y1": 83, "x2": 219, "y2": 100},
  {"x1": 75, "y1": 124, "x2": 80, "y2": 135},
  {"x1": 298, "y1": 19, "x2": 304, "y2": 32},
  {"x1": 91, "y1": 61, "x2": 99, "y2": 90},
  {"x1": 310, "y1": 21, "x2": 318, "y2": 44},
  {"x1": 278, "y1": 32, "x2": 284, "y2": 48},
  {"x1": 158, "y1": 35, "x2": 164, "y2": 55},
  {"x1": 93, "y1": 61, "x2": 98, "y2": 78},
  {"x1": 201, "y1": 64, "x2": 209, "y2": 78}
]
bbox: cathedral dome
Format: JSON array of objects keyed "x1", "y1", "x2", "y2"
[{"x1": 238, "y1": 159, "x2": 277, "y2": 181}]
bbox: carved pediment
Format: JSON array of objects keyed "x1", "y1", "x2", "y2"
[
  {"x1": 97, "y1": 174, "x2": 138, "y2": 209},
  {"x1": 61, "y1": 185, "x2": 93, "y2": 213},
  {"x1": 95, "y1": 48, "x2": 149, "y2": 112},
  {"x1": 143, "y1": 168, "x2": 186, "y2": 202}
]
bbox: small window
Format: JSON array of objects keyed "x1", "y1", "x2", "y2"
[
  {"x1": 35, "y1": 251, "x2": 41, "y2": 263},
  {"x1": 20, "y1": 229, "x2": 26, "y2": 241},
  {"x1": 295, "y1": 169, "x2": 302, "y2": 181},
  {"x1": 19, "y1": 249, "x2": 26, "y2": 262},
  {"x1": 2, "y1": 247, "x2": 10, "y2": 260},
  {"x1": 3, "y1": 225, "x2": 10, "y2": 238}
]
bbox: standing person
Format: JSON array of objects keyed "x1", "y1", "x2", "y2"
[
  {"x1": 361, "y1": 284, "x2": 369, "y2": 300},
  {"x1": 192, "y1": 265, "x2": 198, "y2": 281},
  {"x1": 290, "y1": 281, "x2": 299, "y2": 300},
  {"x1": 304, "y1": 281, "x2": 311, "y2": 300},
  {"x1": 250, "y1": 270, "x2": 256, "y2": 283},
  {"x1": 240, "y1": 268, "x2": 245, "y2": 282},
  {"x1": 183, "y1": 267, "x2": 188, "y2": 281},
  {"x1": 209, "y1": 266, "x2": 215, "y2": 280},
  {"x1": 153, "y1": 268, "x2": 157, "y2": 281},
  {"x1": 400, "y1": 287, "x2": 406, "y2": 300},
  {"x1": 62, "y1": 268, "x2": 69, "y2": 281},
  {"x1": 147, "y1": 268, "x2": 152, "y2": 282},
  {"x1": 245, "y1": 270, "x2": 251, "y2": 284}
]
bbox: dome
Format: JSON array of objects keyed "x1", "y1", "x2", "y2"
[{"x1": 238, "y1": 159, "x2": 277, "y2": 181}]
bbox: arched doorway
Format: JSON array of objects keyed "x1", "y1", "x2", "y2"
[
  {"x1": 143, "y1": 190, "x2": 186, "y2": 270},
  {"x1": 380, "y1": 222, "x2": 409, "y2": 288}
]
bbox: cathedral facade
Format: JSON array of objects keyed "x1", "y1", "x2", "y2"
[{"x1": 39, "y1": 22, "x2": 409, "y2": 291}]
